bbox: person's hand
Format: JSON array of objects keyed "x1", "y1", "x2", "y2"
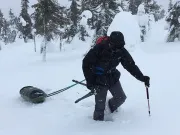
[
  {"x1": 87, "y1": 83, "x2": 101, "y2": 95},
  {"x1": 144, "y1": 76, "x2": 150, "y2": 87},
  {"x1": 87, "y1": 83, "x2": 94, "y2": 90}
]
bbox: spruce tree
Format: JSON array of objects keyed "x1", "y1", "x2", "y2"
[
  {"x1": 32, "y1": 0, "x2": 68, "y2": 40},
  {"x1": 144, "y1": 0, "x2": 161, "y2": 14},
  {"x1": 1, "y1": 19, "x2": 11, "y2": 44},
  {"x1": 64, "y1": 0, "x2": 80, "y2": 43},
  {"x1": 0, "y1": 10, "x2": 4, "y2": 41},
  {"x1": 0, "y1": 10, "x2": 11, "y2": 44},
  {"x1": 129, "y1": 0, "x2": 142, "y2": 15},
  {"x1": 90, "y1": 0, "x2": 120, "y2": 45},
  {"x1": 82, "y1": 0, "x2": 119, "y2": 45},
  {"x1": 70, "y1": 0, "x2": 80, "y2": 26},
  {"x1": 166, "y1": 1, "x2": 180, "y2": 42},
  {"x1": 118, "y1": 0, "x2": 128, "y2": 11},
  {"x1": 20, "y1": 0, "x2": 33, "y2": 42},
  {"x1": 32, "y1": 0, "x2": 68, "y2": 61},
  {"x1": 79, "y1": 25, "x2": 89, "y2": 41},
  {"x1": 8, "y1": 9, "x2": 18, "y2": 43},
  {"x1": 9, "y1": 9, "x2": 18, "y2": 27},
  {"x1": 159, "y1": 9, "x2": 165, "y2": 20},
  {"x1": 78, "y1": 11, "x2": 91, "y2": 41},
  {"x1": 168, "y1": 0, "x2": 173, "y2": 12}
]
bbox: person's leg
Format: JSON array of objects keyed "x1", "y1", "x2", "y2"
[
  {"x1": 93, "y1": 88, "x2": 108, "y2": 121},
  {"x1": 108, "y1": 81, "x2": 127, "y2": 113}
]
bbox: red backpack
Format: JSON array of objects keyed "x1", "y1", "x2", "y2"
[{"x1": 96, "y1": 36, "x2": 109, "y2": 45}]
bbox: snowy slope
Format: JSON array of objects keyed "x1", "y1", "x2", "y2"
[{"x1": 1, "y1": 13, "x2": 180, "y2": 135}]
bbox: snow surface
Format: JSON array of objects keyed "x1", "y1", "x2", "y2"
[{"x1": 1, "y1": 11, "x2": 180, "y2": 135}]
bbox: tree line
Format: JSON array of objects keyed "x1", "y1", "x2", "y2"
[{"x1": 0, "y1": 0, "x2": 165, "y2": 49}]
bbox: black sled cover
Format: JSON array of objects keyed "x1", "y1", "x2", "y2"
[{"x1": 20, "y1": 86, "x2": 47, "y2": 103}]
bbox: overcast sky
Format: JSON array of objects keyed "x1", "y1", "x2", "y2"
[{"x1": 0, "y1": 0, "x2": 179, "y2": 17}]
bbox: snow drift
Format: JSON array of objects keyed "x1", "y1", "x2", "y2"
[{"x1": 108, "y1": 11, "x2": 141, "y2": 51}]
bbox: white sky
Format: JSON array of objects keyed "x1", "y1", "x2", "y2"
[{"x1": 0, "y1": 0, "x2": 179, "y2": 17}]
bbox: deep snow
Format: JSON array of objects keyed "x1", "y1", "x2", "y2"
[{"x1": 1, "y1": 12, "x2": 180, "y2": 135}]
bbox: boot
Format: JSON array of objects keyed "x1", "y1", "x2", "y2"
[
  {"x1": 93, "y1": 111, "x2": 104, "y2": 121},
  {"x1": 108, "y1": 99, "x2": 117, "y2": 113}
]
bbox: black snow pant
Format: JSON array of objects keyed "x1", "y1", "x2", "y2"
[{"x1": 93, "y1": 81, "x2": 127, "y2": 121}]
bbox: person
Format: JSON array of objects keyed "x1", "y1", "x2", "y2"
[{"x1": 82, "y1": 31, "x2": 150, "y2": 121}]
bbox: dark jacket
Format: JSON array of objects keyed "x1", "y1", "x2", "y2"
[{"x1": 82, "y1": 38, "x2": 145, "y2": 88}]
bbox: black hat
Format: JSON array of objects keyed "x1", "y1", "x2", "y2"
[{"x1": 110, "y1": 31, "x2": 125, "y2": 49}]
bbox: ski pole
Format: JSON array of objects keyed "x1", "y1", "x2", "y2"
[
  {"x1": 47, "y1": 79, "x2": 85, "y2": 97},
  {"x1": 75, "y1": 92, "x2": 94, "y2": 103},
  {"x1": 72, "y1": 80, "x2": 96, "y2": 103},
  {"x1": 146, "y1": 86, "x2": 151, "y2": 116}
]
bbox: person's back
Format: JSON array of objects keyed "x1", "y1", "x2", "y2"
[{"x1": 82, "y1": 31, "x2": 150, "y2": 121}]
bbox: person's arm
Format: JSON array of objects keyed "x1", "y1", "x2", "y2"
[
  {"x1": 82, "y1": 45, "x2": 103, "y2": 87},
  {"x1": 120, "y1": 48, "x2": 145, "y2": 82}
]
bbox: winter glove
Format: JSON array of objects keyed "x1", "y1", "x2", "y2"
[
  {"x1": 87, "y1": 82, "x2": 94, "y2": 90},
  {"x1": 143, "y1": 76, "x2": 150, "y2": 87}
]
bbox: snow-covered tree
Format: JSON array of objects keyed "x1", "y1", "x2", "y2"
[
  {"x1": 0, "y1": 10, "x2": 12, "y2": 44},
  {"x1": 32, "y1": 0, "x2": 68, "y2": 40},
  {"x1": 137, "y1": 3, "x2": 148, "y2": 42},
  {"x1": 153, "y1": 8, "x2": 165, "y2": 22},
  {"x1": 85, "y1": 0, "x2": 120, "y2": 46},
  {"x1": 70, "y1": 0, "x2": 80, "y2": 27},
  {"x1": 116, "y1": 0, "x2": 128, "y2": 11},
  {"x1": 165, "y1": 1, "x2": 180, "y2": 42},
  {"x1": 8, "y1": 9, "x2": 19, "y2": 43},
  {"x1": 20, "y1": 0, "x2": 33, "y2": 42},
  {"x1": 0, "y1": 9, "x2": 4, "y2": 41},
  {"x1": 145, "y1": 0, "x2": 161, "y2": 16},
  {"x1": 1, "y1": 19, "x2": 11, "y2": 45},
  {"x1": 78, "y1": 10, "x2": 92, "y2": 41},
  {"x1": 128, "y1": 0, "x2": 162, "y2": 20},
  {"x1": 129, "y1": 0, "x2": 142, "y2": 15},
  {"x1": 32, "y1": 0, "x2": 68, "y2": 61},
  {"x1": 168, "y1": 0, "x2": 173, "y2": 12},
  {"x1": 121, "y1": 0, "x2": 130, "y2": 11},
  {"x1": 160, "y1": 9, "x2": 165, "y2": 19},
  {"x1": 63, "y1": 0, "x2": 80, "y2": 43}
]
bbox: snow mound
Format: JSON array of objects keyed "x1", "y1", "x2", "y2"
[
  {"x1": 137, "y1": 4, "x2": 149, "y2": 27},
  {"x1": 138, "y1": 3, "x2": 145, "y2": 13},
  {"x1": 80, "y1": 10, "x2": 92, "y2": 26},
  {"x1": 80, "y1": 10, "x2": 92, "y2": 19},
  {"x1": 107, "y1": 11, "x2": 141, "y2": 51}
]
